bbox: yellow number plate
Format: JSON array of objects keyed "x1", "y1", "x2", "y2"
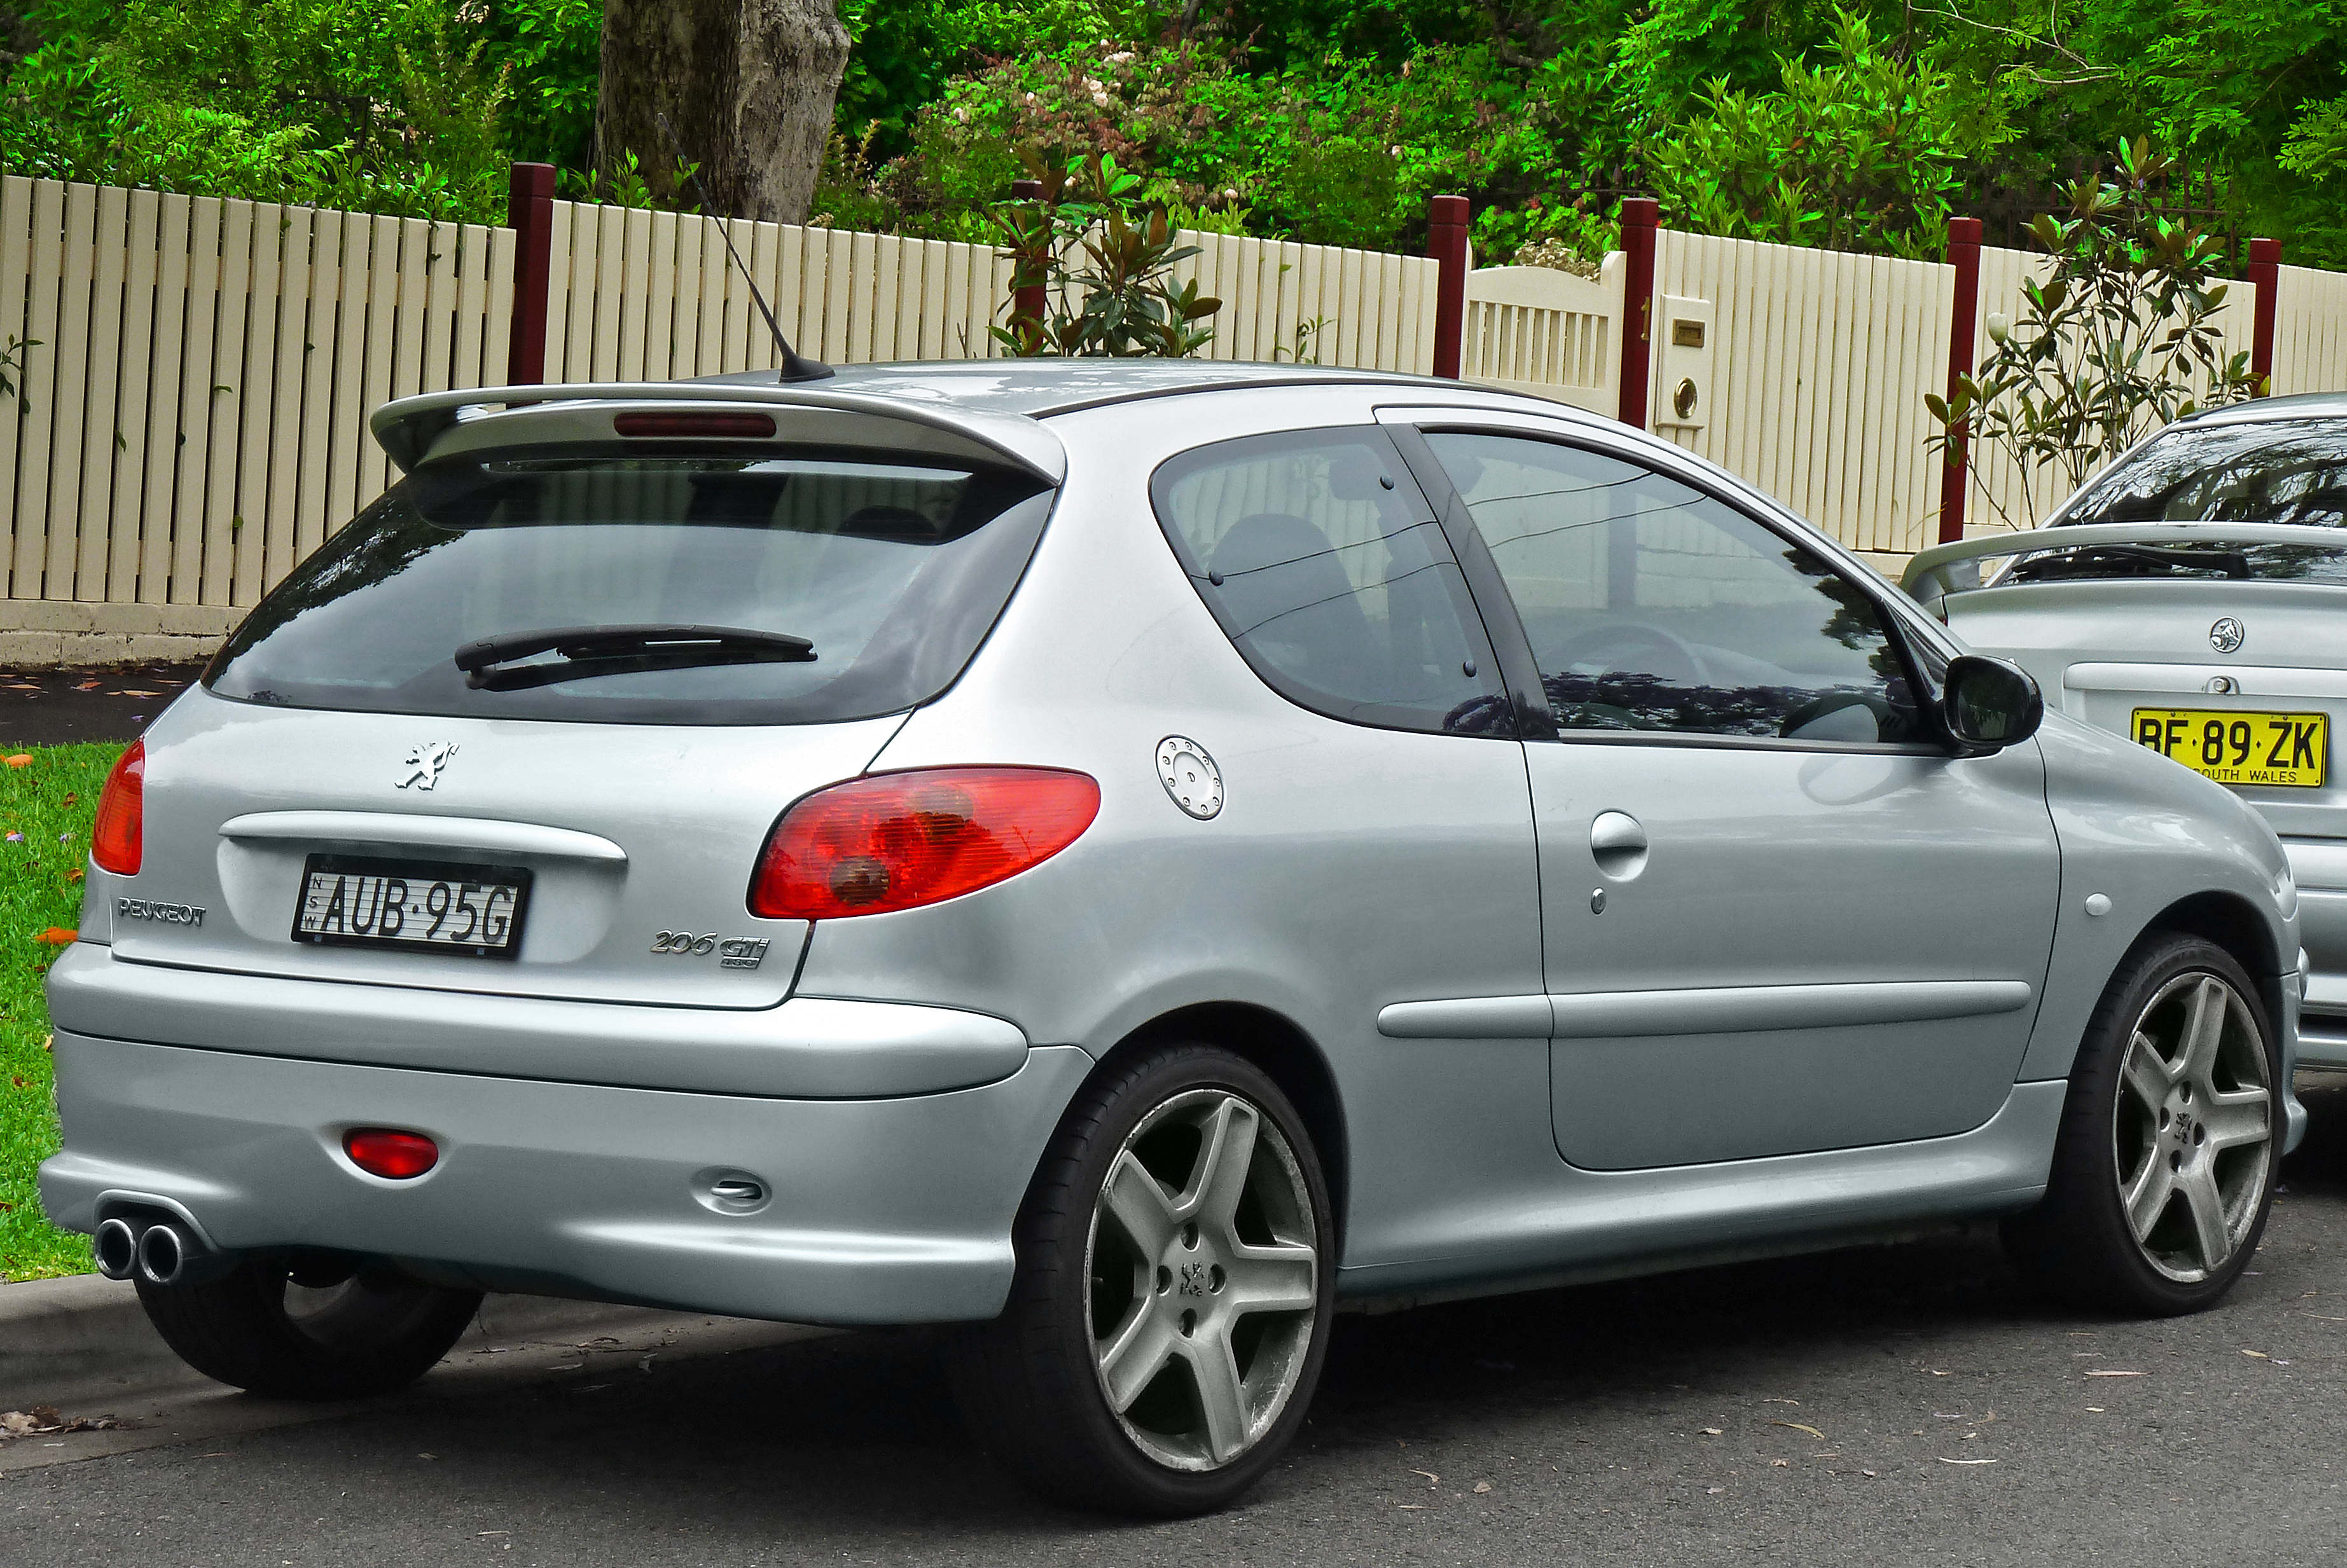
[{"x1": 2131, "y1": 708, "x2": 2329, "y2": 788}]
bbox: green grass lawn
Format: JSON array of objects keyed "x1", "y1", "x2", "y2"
[{"x1": 1, "y1": 742, "x2": 118, "y2": 1280}]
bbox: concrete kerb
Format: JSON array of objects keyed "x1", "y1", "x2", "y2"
[{"x1": 0, "y1": 1273, "x2": 750, "y2": 1413}]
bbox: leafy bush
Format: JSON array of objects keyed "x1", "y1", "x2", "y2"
[
  {"x1": 1928, "y1": 141, "x2": 2263, "y2": 529},
  {"x1": 1642, "y1": 9, "x2": 1972, "y2": 261},
  {"x1": 991, "y1": 152, "x2": 1220, "y2": 357},
  {"x1": 0, "y1": 0, "x2": 512, "y2": 223}
]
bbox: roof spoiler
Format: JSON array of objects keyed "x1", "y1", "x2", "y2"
[
  {"x1": 370, "y1": 383, "x2": 1068, "y2": 486},
  {"x1": 1900, "y1": 521, "x2": 2347, "y2": 606}
]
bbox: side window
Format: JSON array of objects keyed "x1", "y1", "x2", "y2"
[
  {"x1": 1152, "y1": 427, "x2": 1511, "y2": 736},
  {"x1": 1423, "y1": 432, "x2": 1924, "y2": 743}
]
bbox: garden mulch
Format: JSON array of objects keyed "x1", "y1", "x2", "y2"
[{"x1": 1, "y1": 663, "x2": 205, "y2": 748}]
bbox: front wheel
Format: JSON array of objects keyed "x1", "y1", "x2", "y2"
[
  {"x1": 952, "y1": 1043, "x2": 1334, "y2": 1516},
  {"x1": 2004, "y1": 932, "x2": 2280, "y2": 1314}
]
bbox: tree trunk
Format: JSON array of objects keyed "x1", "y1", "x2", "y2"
[{"x1": 597, "y1": 0, "x2": 850, "y2": 224}]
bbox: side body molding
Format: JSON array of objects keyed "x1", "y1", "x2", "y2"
[
  {"x1": 1379, "y1": 981, "x2": 2033, "y2": 1042},
  {"x1": 1549, "y1": 980, "x2": 2033, "y2": 1039}
]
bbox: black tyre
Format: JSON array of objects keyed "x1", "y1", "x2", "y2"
[
  {"x1": 135, "y1": 1255, "x2": 483, "y2": 1400},
  {"x1": 952, "y1": 1043, "x2": 1334, "y2": 1516},
  {"x1": 2004, "y1": 931, "x2": 2281, "y2": 1315}
]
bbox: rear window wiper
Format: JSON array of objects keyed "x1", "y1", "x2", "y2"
[
  {"x1": 2009, "y1": 543, "x2": 2250, "y2": 582},
  {"x1": 455, "y1": 624, "x2": 816, "y2": 691}
]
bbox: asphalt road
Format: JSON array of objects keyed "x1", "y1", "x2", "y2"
[{"x1": 10, "y1": 1076, "x2": 2347, "y2": 1567}]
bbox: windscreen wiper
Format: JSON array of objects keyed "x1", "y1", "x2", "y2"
[
  {"x1": 455, "y1": 624, "x2": 816, "y2": 691},
  {"x1": 2009, "y1": 543, "x2": 2250, "y2": 582}
]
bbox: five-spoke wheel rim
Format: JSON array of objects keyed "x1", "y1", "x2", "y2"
[
  {"x1": 1084, "y1": 1088, "x2": 1319, "y2": 1472},
  {"x1": 2112, "y1": 972, "x2": 2273, "y2": 1283}
]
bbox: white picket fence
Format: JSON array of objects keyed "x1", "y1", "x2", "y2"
[
  {"x1": 4, "y1": 168, "x2": 2347, "y2": 657},
  {"x1": 0, "y1": 176, "x2": 512, "y2": 629},
  {"x1": 536, "y1": 200, "x2": 1441, "y2": 383},
  {"x1": 1457, "y1": 256, "x2": 1621, "y2": 415},
  {"x1": 2275, "y1": 263, "x2": 2347, "y2": 401}
]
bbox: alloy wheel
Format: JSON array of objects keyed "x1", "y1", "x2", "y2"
[
  {"x1": 2112, "y1": 972, "x2": 2273, "y2": 1283},
  {"x1": 1083, "y1": 1088, "x2": 1320, "y2": 1471}
]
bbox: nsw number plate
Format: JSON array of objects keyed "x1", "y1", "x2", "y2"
[
  {"x1": 294, "y1": 855, "x2": 531, "y2": 958},
  {"x1": 2131, "y1": 708, "x2": 2329, "y2": 789}
]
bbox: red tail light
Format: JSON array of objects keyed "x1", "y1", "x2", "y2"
[
  {"x1": 90, "y1": 739, "x2": 144, "y2": 875},
  {"x1": 750, "y1": 767, "x2": 1100, "y2": 919},
  {"x1": 344, "y1": 1128, "x2": 440, "y2": 1179}
]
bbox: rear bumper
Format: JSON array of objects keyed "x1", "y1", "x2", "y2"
[{"x1": 38, "y1": 1031, "x2": 1093, "y2": 1326}]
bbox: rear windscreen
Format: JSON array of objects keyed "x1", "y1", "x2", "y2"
[
  {"x1": 205, "y1": 449, "x2": 1053, "y2": 725},
  {"x1": 2037, "y1": 419, "x2": 2347, "y2": 584}
]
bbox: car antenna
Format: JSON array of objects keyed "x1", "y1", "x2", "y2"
[{"x1": 653, "y1": 113, "x2": 834, "y2": 384}]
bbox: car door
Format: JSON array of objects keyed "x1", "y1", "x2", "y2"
[{"x1": 1389, "y1": 411, "x2": 2061, "y2": 1170}]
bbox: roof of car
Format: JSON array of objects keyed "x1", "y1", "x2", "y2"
[
  {"x1": 2179, "y1": 390, "x2": 2347, "y2": 429},
  {"x1": 691, "y1": 359, "x2": 1457, "y2": 418}
]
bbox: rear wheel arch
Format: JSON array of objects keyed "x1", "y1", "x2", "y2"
[{"x1": 1096, "y1": 1002, "x2": 1350, "y2": 1255}]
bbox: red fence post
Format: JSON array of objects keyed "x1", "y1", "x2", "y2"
[
  {"x1": 1616, "y1": 196, "x2": 1658, "y2": 428},
  {"x1": 2248, "y1": 237, "x2": 2281, "y2": 396},
  {"x1": 1429, "y1": 195, "x2": 1469, "y2": 378},
  {"x1": 1937, "y1": 216, "x2": 1984, "y2": 546},
  {"x1": 1011, "y1": 179, "x2": 1047, "y2": 330},
  {"x1": 504, "y1": 162, "x2": 557, "y2": 387}
]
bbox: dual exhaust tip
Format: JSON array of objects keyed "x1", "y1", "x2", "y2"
[{"x1": 93, "y1": 1214, "x2": 228, "y2": 1288}]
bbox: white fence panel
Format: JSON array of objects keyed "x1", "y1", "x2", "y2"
[
  {"x1": 2274, "y1": 263, "x2": 2347, "y2": 396},
  {"x1": 0, "y1": 176, "x2": 513, "y2": 617},
  {"x1": 541, "y1": 204, "x2": 1441, "y2": 380},
  {"x1": 1651, "y1": 230, "x2": 1955, "y2": 556},
  {"x1": 1458, "y1": 257, "x2": 1623, "y2": 415}
]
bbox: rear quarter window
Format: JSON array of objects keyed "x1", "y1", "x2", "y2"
[
  {"x1": 1149, "y1": 426, "x2": 1510, "y2": 737},
  {"x1": 207, "y1": 448, "x2": 1052, "y2": 725}
]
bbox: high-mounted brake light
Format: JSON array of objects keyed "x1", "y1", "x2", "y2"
[
  {"x1": 613, "y1": 411, "x2": 777, "y2": 439},
  {"x1": 749, "y1": 767, "x2": 1100, "y2": 920},
  {"x1": 343, "y1": 1128, "x2": 440, "y2": 1179},
  {"x1": 90, "y1": 739, "x2": 144, "y2": 875}
]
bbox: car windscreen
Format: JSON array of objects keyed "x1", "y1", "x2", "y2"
[
  {"x1": 205, "y1": 448, "x2": 1053, "y2": 725},
  {"x1": 2031, "y1": 418, "x2": 2347, "y2": 584}
]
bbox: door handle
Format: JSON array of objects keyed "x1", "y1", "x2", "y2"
[{"x1": 1590, "y1": 811, "x2": 1648, "y2": 881}]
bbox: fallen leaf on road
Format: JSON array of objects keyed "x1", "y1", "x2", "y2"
[
  {"x1": 2084, "y1": 1370, "x2": 2146, "y2": 1377},
  {"x1": 0, "y1": 1407, "x2": 125, "y2": 1438},
  {"x1": 1769, "y1": 1459, "x2": 1789, "y2": 1468},
  {"x1": 1698, "y1": 1427, "x2": 1723, "y2": 1436},
  {"x1": 1770, "y1": 1420, "x2": 1825, "y2": 1440},
  {"x1": 1939, "y1": 1458, "x2": 1998, "y2": 1465},
  {"x1": 1705, "y1": 1487, "x2": 1725, "y2": 1495},
  {"x1": 1472, "y1": 1482, "x2": 1492, "y2": 1494},
  {"x1": 2241, "y1": 1350, "x2": 2271, "y2": 1360},
  {"x1": 1928, "y1": 1369, "x2": 1952, "y2": 1376},
  {"x1": 1409, "y1": 1469, "x2": 1439, "y2": 1485}
]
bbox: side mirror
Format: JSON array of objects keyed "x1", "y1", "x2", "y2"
[{"x1": 1943, "y1": 655, "x2": 2044, "y2": 753}]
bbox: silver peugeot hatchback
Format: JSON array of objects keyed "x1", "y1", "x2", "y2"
[{"x1": 44, "y1": 362, "x2": 2305, "y2": 1515}]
